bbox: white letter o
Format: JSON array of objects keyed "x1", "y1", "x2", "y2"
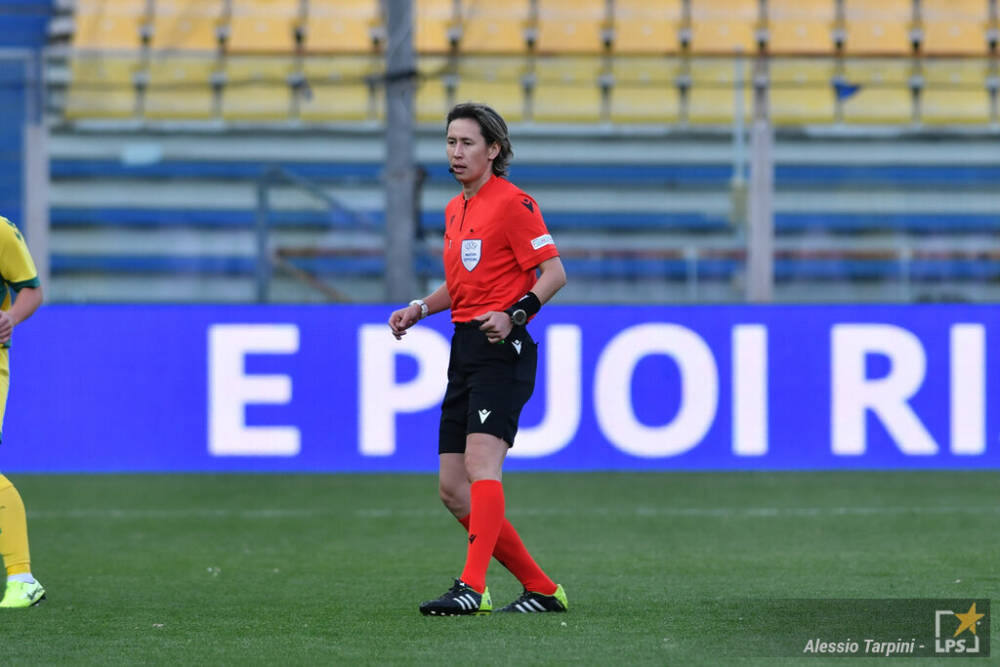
[{"x1": 594, "y1": 323, "x2": 718, "y2": 457}]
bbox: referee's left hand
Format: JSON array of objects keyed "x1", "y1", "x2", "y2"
[{"x1": 474, "y1": 311, "x2": 513, "y2": 344}]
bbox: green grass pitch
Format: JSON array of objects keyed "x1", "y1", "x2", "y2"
[{"x1": 0, "y1": 472, "x2": 996, "y2": 664}]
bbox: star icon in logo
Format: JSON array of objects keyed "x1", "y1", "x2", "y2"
[{"x1": 952, "y1": 603, "x2": 984, "y2": 637}]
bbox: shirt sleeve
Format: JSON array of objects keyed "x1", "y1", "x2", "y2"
[
  {"x1": 505, "y1": 192, "x2": 560, "y2": 271},
  {"x1": 0, "y1": 218, "x2": 39, "y2": 288}
]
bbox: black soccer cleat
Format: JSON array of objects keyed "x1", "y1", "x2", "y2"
[
  {"x1": 419, "y1": 579, "x2": 492, "y2": 616},
  {"x1": 497, "y1": 584, "x2": 568, "y2": 613}
]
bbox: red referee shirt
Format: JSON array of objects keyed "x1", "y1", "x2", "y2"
[{"x1": 443, "y1": 175, "x2": 559, "y2": 322}]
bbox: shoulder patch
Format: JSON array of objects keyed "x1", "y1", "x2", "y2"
[
  {"x1": 531, "y1": 234, "x2": 554, "y2": 250},
  {"x1": 521, "y1": 197, "x2": 534, "y2": 213}
]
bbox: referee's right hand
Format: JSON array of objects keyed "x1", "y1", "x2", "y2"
[{"x1": 388, "y1": 304, "x2": 422, "y2": 340}]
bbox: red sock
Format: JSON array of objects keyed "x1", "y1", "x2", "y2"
[
  {"x1": 459, "y1": 480, "x2": 505, "y2": 593},
  {"x1": 457, "y1": 514, "x2": 556, "y2": 596}
]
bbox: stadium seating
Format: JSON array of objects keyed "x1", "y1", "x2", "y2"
[
  {"x1": 920, "y1": 0, "x2": 990, "y2": 55},
  {"x1": 61, "y1": 0, "x2": 999, "y2": 128},
  {"x1": 415, "y1": 55, "x2": 452, "y2": 123},
  {"x1": 532, "y1": 56, "x2": 604, "y2": 122},
  {"x1": 842, "y1": 0, "x2": 914, "y2": 54},
  {"x1": 220, "y1": 56, "x2": 296, "y2": 120},
  {"x1": 770, "y1": 59, "x2": 836, "y2": 124},
  {"x1": 72, "y1": 0, "x2": 147, "y2": 50},
  {"x1": 304, "y1": 0, "x2": 384, "y2": 53},
  {"x1": 149, "y1": 0, "x2": 223, "y2": 52},
  {"x1": 689, "y1": 0, "x2": 759, "y2": 55},
  {"x1": 415, "y1": 0, "x2": 455, "y2": 53},
  {"x1": 300, "y1": 56, "x2": 381, "y2": 122},
  {"x1": 457, "y1": 1, "x2": 532, "y2": 53},
  {"x1": 685, "y1": 58, "x2": 751, "y2": 125},
  {"x1": 610, "y1": 0, "x2": 682, "y2": 54},
  {"x1": 226, "y1": 0, "x2": 300, "y2": 53},
  {"x1": 838, "y1": 58, "x2": 915, "y2": 123},
  {"x1": 145, "y1": 55, "x2": 217, "y2": 119},
  {"x1": 608, "y1": 56, "x2": 681, "y2": 124},
  {"x1": 535, "y1": 0, "x2": 608, "y2": 54},
  {"x1": 453, "y1": 56, "x2": 528, "y2": 122},
  {"x1": 64, "y1": 55, "x2": 139, "y2": 119},
  {"x1": 765, "y1": 0, "x2": 835, "y2": 54},
  {"x1": 920, "y1": 59, "x2": 992, "y2": 124}
]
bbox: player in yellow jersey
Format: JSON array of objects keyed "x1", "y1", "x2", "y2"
[{"x1": 0, "y1": 216, "x2": 45, "y2": 608}]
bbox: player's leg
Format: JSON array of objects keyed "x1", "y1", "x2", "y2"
[
  {"x1": 420, "y1": 448, "x2": 493, "y2": 616},
  {"x1": 479, "y1": 333, "x2": 565, "y2": 612},
  {"x1": 0, "y1": 360, "x2": 44, "y2": 609},
  {"x1": 421, "y1": 331, "x2": 492, "y2": 616},
  {"x1": 0, "y1": 475, "x2": 45, "y2": 608},
  {"x1": 457, "y1": 432, "x2": 507, "y2": 595},
  {"x1": 419, "y1": 434, "x2": 504, "y2": 617},
  {"x1": 437, "y1": 453, "x2": 469, "y2": 519}
]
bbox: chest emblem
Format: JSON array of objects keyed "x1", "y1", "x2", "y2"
[{"x1": 461, "y1": 239, "x2": 482, "y2": 271}]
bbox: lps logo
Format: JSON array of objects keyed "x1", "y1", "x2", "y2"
[{"x1": 934, "y1": 602, "x2": 985, "y2": 654}]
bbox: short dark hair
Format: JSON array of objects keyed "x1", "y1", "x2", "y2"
[{"x1": 446, "y1": 102, "x2": 513, "y2": 177}]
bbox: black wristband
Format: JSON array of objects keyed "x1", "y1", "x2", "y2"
[
  {"x1": 505, "y1": 291, "x2": 542, "y2": 325},
  {"x1": 516, "y1": 291, "x2": 542, "y2": 317}
]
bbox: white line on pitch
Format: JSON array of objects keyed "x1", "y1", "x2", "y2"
[{"x1": 25, "y1": 505, "x2": 1000, "y2": 520}]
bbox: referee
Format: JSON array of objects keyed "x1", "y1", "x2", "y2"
[{"x1": 388, "y1": 103, "x2": 568, "y2": 616}]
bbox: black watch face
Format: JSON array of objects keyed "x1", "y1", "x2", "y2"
[{"x1": 512, "y1": 309, "x2": 528, "y2": 326}]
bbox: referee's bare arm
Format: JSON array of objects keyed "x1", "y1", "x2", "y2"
[
  {"x1": 475, "y1": 256, "x2": 567, "y2": 343},
  {"x1": 528, "y1": 256, "x2": 567, "y2": 305},
  {"x1": 388, "y1": 282, "x2": 452, "y2": 340}
]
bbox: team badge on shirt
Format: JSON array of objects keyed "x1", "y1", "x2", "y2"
[
  {"x1": 531, "y1": 234, "x2": 553, "y2": 250},
  {"x1": 461, "y1": 239, "x2": 482, "y2": 271}
]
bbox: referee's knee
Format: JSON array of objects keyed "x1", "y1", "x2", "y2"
[{"x1": 438, "y1": 482, "x2": 469, "y2": 518}]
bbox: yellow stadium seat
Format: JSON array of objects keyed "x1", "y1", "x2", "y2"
[
  {"x1": 612, "y1": 0, "x2": 682, "y2": 54},
  {"x1": 838, "y1": 59, "x2": 914, "y2": 123},
  {"x1": 770, "y1": 59, "x2": 836, "y2": 124},
  {"x1": 145, "y1": 56, "x2": 216, "y2": 119},
  {"x1": 452, "y1": 56, "x2": 528, "y2": 121},
  {"x1": 921, "y1": 0, "x2": 989, "y2": 55},
  {"x1": 766, "y1": 0, "x2": 835, "y2": 54},
  {"x1": 227, "y1": 0, "x2": 299, "y2": 53},
  {"x1": 608, "y1": 56, "x2": 681, "y2": 123},
  {"x1": 535, "y1": 0, "x2": 607, "y2": 54},
  {"x1": 221, "y1": 56, "x2": 296, "y2": 120},
  {"x1": 416, "y1": 0, "x2": 456, "y2": 53},
  {"x1": 921, "y1": 59, "x2": 991, "y2": 124},
  {"x1": 532, "y1": 56, "x2": 604, "y2": 122},
  {"x1": 65, "y1": 55, "x2": 140, "y2": 119},
  {"x1": 686, "y1": 58, "x2": 751, "y2": 124},
  {"x1": 416, "y1": 55, "x2": 453, "y2": 123},
  {"x1": 305, "y1": 0, "x2": 384, "y2": 53},
  {"x1": 149, "y1": 0, "x2": 224, "y2": 52},
  {"x1": 840, "y1": 58, "x2": 911, "y2": 86},
  {"x1": 689, "y1": 0, "x2": 758, "y2": 55},
  {"x1": 458, "y1": 0, "x2": 532, "y2": 53},
  {"x1": 843, "y1": 0, "x2": 913, "y2": 54},
  {"x1": 300, "y1": 56, "x2": 382, "y2": 122},
  {"x1": 73, "y1": 0, "x2": 146, "y2": 50}
]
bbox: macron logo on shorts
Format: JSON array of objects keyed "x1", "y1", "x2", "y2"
[
  {"x1": 530, "y1": 234, "x2": 553, "y2": 250},
  {"x1": 478, "y1": 409, "x2": 491, "y2": 423}
]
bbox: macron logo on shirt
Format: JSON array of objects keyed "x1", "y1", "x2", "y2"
[{"x1": 531, "y1": 234, "x2": 553, "y2": 250}]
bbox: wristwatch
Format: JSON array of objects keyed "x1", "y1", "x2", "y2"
[
  {"x1": 409, "y1": 299, "x2": 428, "y2": 319},
  {"x1": 506, "y1": 307, "x2": 527, "y2": 326}
]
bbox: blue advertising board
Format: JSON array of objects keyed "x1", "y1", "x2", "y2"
[{"x1": 2, "y1": 304, "x2": 997, "y2": 472}]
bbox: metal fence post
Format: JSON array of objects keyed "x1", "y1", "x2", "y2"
[
  {"x1": 746, "y1": 54, "x2": 774, "y2": 303},
  {"x1": 384, "y1": 0, "x2": 417, "y2": 303}
]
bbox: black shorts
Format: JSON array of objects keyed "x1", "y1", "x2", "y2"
[{"x1": 438, "y1": 321, "x2": 538, "y2": 454}]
